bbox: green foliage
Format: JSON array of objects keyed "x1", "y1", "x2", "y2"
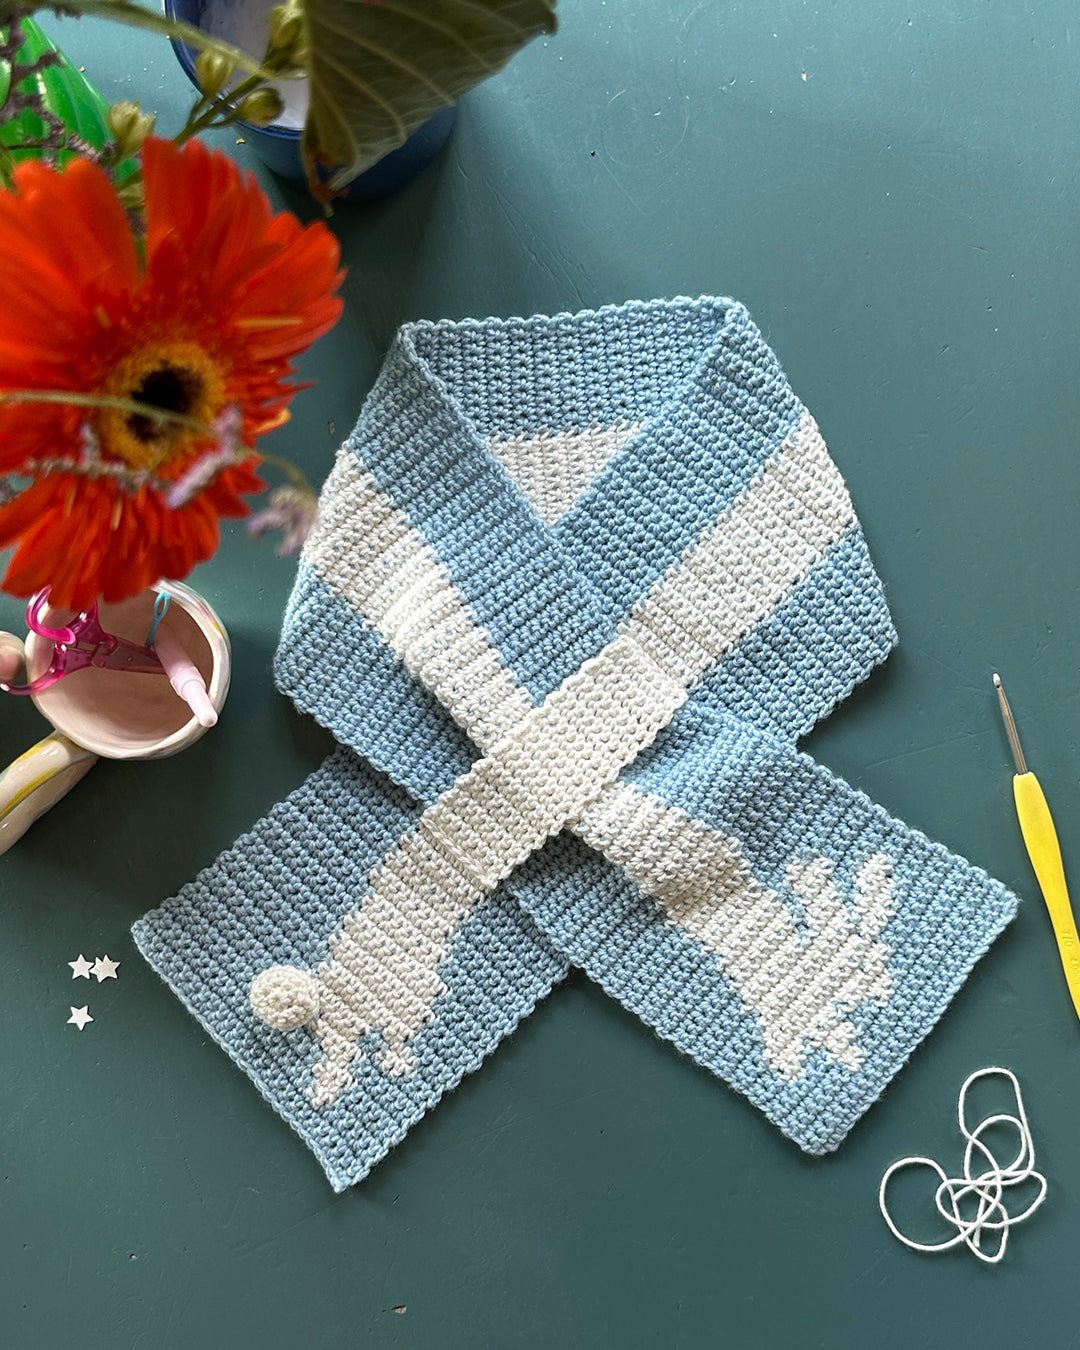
[
  {"x1": 300, "y1": 0, "x2": 557, "y2": 194},
  {"x1": 0, "y1": 15, "x2": 112, "y2": 167},
  {"x1": 8, "y1": 0, "x2": 557, "y2": 199}
]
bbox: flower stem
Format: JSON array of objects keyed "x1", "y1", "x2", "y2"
[
  {"x1": 175, "y1": 73, "x2": 263, "y2": 143},
  {"x1": 255, "y1": 449, "x2": 315, "y2": 494},
  {"x1": 0, "y1": 389, "x2": 217, "y2": 437}
]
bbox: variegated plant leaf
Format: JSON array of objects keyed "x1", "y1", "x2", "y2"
[
  {"x1": 300, "y1": 0, "x2": 557, "y2": 195},
  {"x1": 1, "y1": 16, "x2": 111, "y2": 161}
]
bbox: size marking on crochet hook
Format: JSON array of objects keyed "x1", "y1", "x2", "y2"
[{"x1": 252, "y1": 412, "x2": 897, "y2": 1104}]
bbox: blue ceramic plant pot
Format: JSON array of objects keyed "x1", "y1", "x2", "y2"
[{"x1": 163, "y1": 0, "x2": 456, "y2": 200}]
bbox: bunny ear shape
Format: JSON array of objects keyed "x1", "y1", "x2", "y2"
[
  {"x1": 135, "y1": 299, "x2": 1017, "y2": 1189},
  {"x1": 134, "y1": 746, "x2": 571, "y2": 1191}
]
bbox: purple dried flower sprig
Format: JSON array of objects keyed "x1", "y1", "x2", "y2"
[{"x1": 247, "y1": 484, "x2": 318, "y2": 556}]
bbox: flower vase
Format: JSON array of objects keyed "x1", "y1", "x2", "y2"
[{"x1": 163, "y1": 0, "x2": 456, "y2": 199}]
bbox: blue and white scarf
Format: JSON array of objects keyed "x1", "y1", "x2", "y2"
[{"x1": 134, "y1": 297, "x2": 1017, "y2": 1191}]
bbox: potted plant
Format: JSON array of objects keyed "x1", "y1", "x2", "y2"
[
  {"x1": 162, "y1": 0, "x2": 459, "y2": 199},
  {"x1": 7, "y1": 0, "x2": 558, "y2": 200}
]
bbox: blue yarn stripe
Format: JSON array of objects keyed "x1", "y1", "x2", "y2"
[
  {"x1": 135, "y1": 297, "x2": 1016, "y2": 1190},
  {"x1": 511, "y1": 708, "x2": 1017, "y2": 1154},
  {"x1": 133, "y1": 748, "x2": 569, "y2": 1191}
]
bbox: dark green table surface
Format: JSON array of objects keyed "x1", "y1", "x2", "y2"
[{"x1": 5, "y1": 2, "x2": 1080, "y2": 1346}]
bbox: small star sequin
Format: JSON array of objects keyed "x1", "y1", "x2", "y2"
[
  {"x1": 92, "y1": 955, "x2": 119, "y2": 982},
  {"x1": 68, "y1": 955, "x2": 94, "y2": 980},
  {"x1": 67, "y1": 1006, "x2": 93, "y2": 1030}
]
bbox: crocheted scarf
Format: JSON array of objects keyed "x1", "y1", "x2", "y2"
[{"x1": 134, "y1": 297, "x2": 1017, "y2": 1191}]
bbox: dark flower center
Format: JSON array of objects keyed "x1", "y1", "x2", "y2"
[
  {"x1": 99, "y1": 339, "x2": 226, "y2": 471},
  {"x1": 128, "y1": 364, "x2": 203, "y2": 443}
]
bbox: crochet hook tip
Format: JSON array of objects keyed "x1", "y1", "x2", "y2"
[{"x1": 993, "y1": 672, "x2": 1028, "y2": 776}]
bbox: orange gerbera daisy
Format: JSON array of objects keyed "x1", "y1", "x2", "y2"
[{"x1": 0, "y1": 136, "x2": 344, "y2": 609}]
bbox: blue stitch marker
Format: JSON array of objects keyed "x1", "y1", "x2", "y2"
[{"x1": 145, "y1": 591, "x2": 170, "y2": 648}]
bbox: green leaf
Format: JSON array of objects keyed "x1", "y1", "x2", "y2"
[
  {"x1": 33, "y1": 29, "x2": 110, "y2": 138},
  {"x1": 0, "y1": 16, "x2": 112, "y2": 161},
  {"x1": 300, "y1": 0, "x2": 557, "y2": 194}
]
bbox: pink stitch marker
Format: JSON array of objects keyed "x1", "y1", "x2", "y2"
[{"x1": 152, "y1": 623, "x2": 218, "y2": 728}]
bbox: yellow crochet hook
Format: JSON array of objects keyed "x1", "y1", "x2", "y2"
[{"x1": 994, "y1": 673, "x2": 1080, "y2": 1025}]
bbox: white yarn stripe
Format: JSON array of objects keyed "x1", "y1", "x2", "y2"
[
  {"x1": 288, "y1": 413, "x2": 876, "y2": 1102},
  {"x1": 623, "y1": 415, "x2": 855, "y2": 689},
  {"x1": 308, "y1": 632, "x2": 687, "y2": 1103},
  {"x1": 579, "y1": 783, "x2": 894, "y2": 1079},
  {"x1": 306, "y1": 412, "x2": 848, "y2": 747},
  {"x1": 304, "y1": 453, "x2": 534, "y2": 748},
  {"x1": 488, "y1": 422, "x2": 642, "y2": 524}
]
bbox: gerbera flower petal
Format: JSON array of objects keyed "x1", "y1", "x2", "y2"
[
  {"x1": 0, "y1": 157, "x2": 139, "y2": 312},
  {"x1": 142, "y1": 141, "x2": 344, "y2": 362},
  {"x1": 144, "y1": 139, "x2": 306, "y2": 305},
  {"x1": 0, "y1": 138, "x2": 344, "y2": 608}
]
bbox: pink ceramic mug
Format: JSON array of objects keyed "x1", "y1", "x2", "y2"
[{"x1": 0, "y1": 581, "x2": 230, "y2": 852}]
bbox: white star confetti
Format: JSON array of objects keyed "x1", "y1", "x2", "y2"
[
  {"x1": 68, "y1": 955, "x2": 94, "y2": 980},
  {"x1": 92, "y1": 955, "x2": 119, "y2": 982},
  {"x1": 67, "y1": 1006, "x2": 93, "y2": 1030}
]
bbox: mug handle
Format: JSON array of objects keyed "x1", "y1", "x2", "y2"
[{"x1": 0, "y1": 732, "x2": 98, "y2": 856}]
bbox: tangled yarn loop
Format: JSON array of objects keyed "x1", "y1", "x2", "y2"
[{"x1": 878, "y1": 1067, "x2": 1047, "y2": 1264}]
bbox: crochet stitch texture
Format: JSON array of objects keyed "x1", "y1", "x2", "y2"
[{"x1": 134, "y1": 297, "x2": 1018, "y2": 1190}]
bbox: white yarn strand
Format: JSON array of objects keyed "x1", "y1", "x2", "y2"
[{"x1": 878, "y1": 1067, "x2": 1047, "y2": 1264}]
